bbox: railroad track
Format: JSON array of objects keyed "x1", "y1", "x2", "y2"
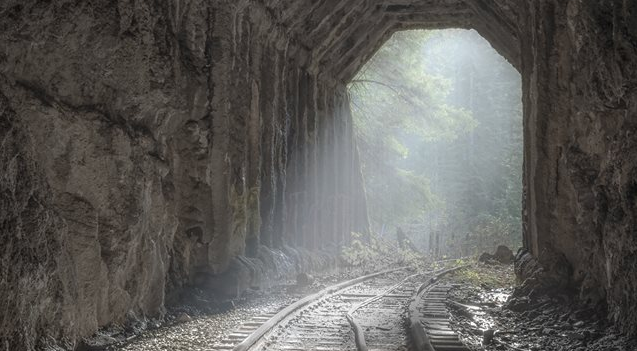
[
  {"x1": 346, "y1": 272, "x2": 420, "y2": 351},
  {"x1": 255, "y1": 272, "x2": 416, "y2": 351},
  {"x1": 210, "y1": 264, "x2": 468, "y2": 351},
  {"x1": 409, "y1": 267, "x2": 470, "y2": 351},
  {"x1": 223, "y1": 267, "x2": 415, "y2": 351}
]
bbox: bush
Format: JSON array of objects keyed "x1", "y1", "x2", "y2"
[{"x1": 340, "y1": 231, "x2": 425, "y2": 269}]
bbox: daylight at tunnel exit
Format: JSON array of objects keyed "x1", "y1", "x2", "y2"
[{"x1": 1, "y1": 1, "x2": 637, "y2": 351}]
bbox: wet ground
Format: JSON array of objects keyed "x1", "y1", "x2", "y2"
[{"x1": 443, "y1": 263, "x2": 637, "y2": 351}]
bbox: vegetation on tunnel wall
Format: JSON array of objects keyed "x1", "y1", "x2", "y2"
[{"x1": 348, "y1": 29, "x2": 523, "y2": 257}]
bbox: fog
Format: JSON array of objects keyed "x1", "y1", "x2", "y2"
[{"x1": 348, "y1": 29, "x2": 523, "y2": 258}]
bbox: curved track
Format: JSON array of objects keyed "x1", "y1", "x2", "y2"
[
  {"x1": 209, "y1": 267, "x2": 409, "y2": 351},
  {"x1": 346, "y1": 272, "x2": 421, "y2": 351},
  {"x1": 243, "y1": 269, "x2": 417, "y2": 351},
  {"x1": 209, "y1": 264, "x2": 469, "y2": 351},
  {"x1": 409, "y1": 267, "x2": 471, "y2": 351}
]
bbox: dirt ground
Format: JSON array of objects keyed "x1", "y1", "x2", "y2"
[{"x1": 441, "y1": 263, "x2": 637, "y2": 351}]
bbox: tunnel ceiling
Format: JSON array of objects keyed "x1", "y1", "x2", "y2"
[{"x1": 258, "y1": 0, "x2": 521, "y2": 81}]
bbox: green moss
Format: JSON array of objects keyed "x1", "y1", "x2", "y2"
[
  {"x1": 451, "y1": 263, "x2": 516, "y2": 289},
  {"x1": 340, "y1": 231, "x2": 425, "y2": 268}
]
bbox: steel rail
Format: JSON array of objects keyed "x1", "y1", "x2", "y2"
[
  {"x1": 233, "y1": 266, "x2": 409, "y2": 351},
  {"x1": 409, "y1": 265, "x2": 471, "y2": 351}
]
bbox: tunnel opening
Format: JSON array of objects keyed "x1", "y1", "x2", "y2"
[{"x1": 346, "y1": 29, "x2": 523, "y2": 259}]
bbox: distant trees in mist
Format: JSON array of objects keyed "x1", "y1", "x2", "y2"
[{"x1": 349, "y1": 29, "x2": 523, "y2": 256}]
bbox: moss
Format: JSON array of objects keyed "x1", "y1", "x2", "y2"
[
  {"x1": 340, "y1": 231, "x2": 425, "y2": 268},
  {"x1": 450, "y1": 262, "x2": 516, "y2": 289}
]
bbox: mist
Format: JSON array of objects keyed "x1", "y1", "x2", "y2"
[{"x1": 348, "y1": 29, "x2": 523, "y2": 258}]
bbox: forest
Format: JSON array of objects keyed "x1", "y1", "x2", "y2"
[{"x1": 348, "y1": 29, "x2": 523, "y2": 257}]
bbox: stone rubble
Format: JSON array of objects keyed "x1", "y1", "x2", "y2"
[{"x1": 444, "y1": 263, "x2": 637, "y2": 351}]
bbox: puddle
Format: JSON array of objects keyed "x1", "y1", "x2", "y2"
[{"x1": 480, "y1": 288, "x2": 512, "y2": 307}]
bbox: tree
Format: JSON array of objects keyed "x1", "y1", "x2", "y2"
[
  {"x1": 348, "y1": 30, "x2": 473, "y2": 235},
  {"x1": 349, "y1": 29, "x2": 523, "y2": 255}
]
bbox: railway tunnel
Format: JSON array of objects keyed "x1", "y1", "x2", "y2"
[{"x1": 1, "y1": 0, "x2": 637, "y2": 349}]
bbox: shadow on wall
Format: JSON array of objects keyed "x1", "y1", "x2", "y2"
[{"x1": 189, "y1": 246, "x2": 338, "y2": 300}]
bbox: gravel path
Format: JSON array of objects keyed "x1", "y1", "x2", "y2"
[
  {"x1": 107, "y1": 290, "x2": 300, "y2": 351},
  {"x1": 104, "y1": 266, "x2": 385, "y2": 351}
]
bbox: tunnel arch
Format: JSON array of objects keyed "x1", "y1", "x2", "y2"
[
  {"x1": 239, "y1": 1, "x2": 527, "y2": 256},
  {"x1": 253, "y1": 1, "x2": 521, "y2": 81},
  {"x1": 215, "y1": 0, "x2": 637, "y2": 339},
  {"x1": 243, "y1": 1, "x2": 528, "y2": 261}
]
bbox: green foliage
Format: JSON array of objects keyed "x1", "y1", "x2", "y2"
[
  {"x1": 454, "y1": 264, "x2": 516, "y2": 289},
  {"x1": 340, "y1": 232, "x2": 424, "y2": 268},
  {"x1": 340, "y1": 232, "x2": 384, "y2": 267},
  {"x1": 349, "y1": 30, "x2": 475, "y2": 231},
  {"x1": 349, "y1": 29, "x2": 523, "y2": 257},
  {"x1": 453, "y1": 258, "x2": 467, "y2": 267},
  {"x1": 472, "y1": 215, "x2": 519, "y2": 253},
  {"x1": 412, "y1": 30, "x2": 523, "y2": 256}
]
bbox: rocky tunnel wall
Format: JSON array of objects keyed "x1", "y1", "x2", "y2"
[
  {"x1": 521, "y1": 0, "x2": 637, "y2": 335},
  {"x1": 0, "y1": 1, "x2": 368, "y2": 348}
]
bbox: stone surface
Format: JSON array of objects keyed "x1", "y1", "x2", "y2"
[
  {"x1": 296, "y1": 272, "x2": 314, "y2": 287},
  {"x1": 447, "y1": 264, "x2": 637, "y2": 350},
  {"x1": 175, "y1": 313, "x2": 192, "y2": 324},
  {"x1": 0, "y1": 1, "x2": 367, "y2": 348},
  {"x1": 520, "y1": 0, "x2": 637, "y2": 336},
  {"x1": 494, "y1": 245, "x2": 515, "y2": 264},
  {"x1": 514, "y1": 249, "x2": 543, "y2": 283},
  {"x1": 480, "y1": 245, "x2": 514, "y2": 265},
  {"x1": 1, "y1": 0, "x2": 637, "y2": 349}
]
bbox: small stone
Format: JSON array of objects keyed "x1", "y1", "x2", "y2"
[
  {"x1": 523, "y1": 310, "x2": 539, "y2": 319},
  {"x1": 176, "y1": 312, "x2": 192, "y2": 324},
  {"x1": 83, "y1": 333, "x2": 118, "y2": 348},
  {"x1": 479, "y1": 252, "x2": 496, "y2": 264},
  {"x1": 566, "y1": 331, "x2": 586, "y2": 340},
  {"x1": 508, "y1": 297, "x2": 532, "y2": 312},
  {"x1": 296, "y1": 272, "x2": 314, "y2": 287},
  {"x1": 494, "y1": 246, "x2": 514, "y2": 264},
  {"x1": 482, "y1": 329, "x2": 495, "y2": 345},
  {"x1": 471, "y1": 329, "x2": 483, "y2": 335}
]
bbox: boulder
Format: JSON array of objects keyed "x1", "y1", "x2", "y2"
[
  {"x1": 296, "y1": 272, "x2": 314, "y2": 287},
  {"x1": 494, "y1": 245, "x2": 514, "y2": 264},
  {"x1": 479, "y1": 245, "x2": 515, "y2": 265}
]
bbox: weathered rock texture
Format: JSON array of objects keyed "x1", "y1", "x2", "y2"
[
  {"x1": 0, "y1": 1, "x2": 368, "y2": 348},
  {"x1": 521, "y1": 0, "x2": 637, "y2": 336},
  {"x1": 1, "y1": 0, "x2": 637, "y2": 349}
]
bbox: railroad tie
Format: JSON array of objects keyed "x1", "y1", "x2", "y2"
[{"x1": 420, "y1": 285, "x2": 468, "y2": 351}]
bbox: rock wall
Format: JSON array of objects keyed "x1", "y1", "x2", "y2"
[
  {"x1": 521, "y1": 0, "x2": 637, "y2": 336},
  {"x1": 0, "y1": 1, "x2": 367, "y2": 349}
]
